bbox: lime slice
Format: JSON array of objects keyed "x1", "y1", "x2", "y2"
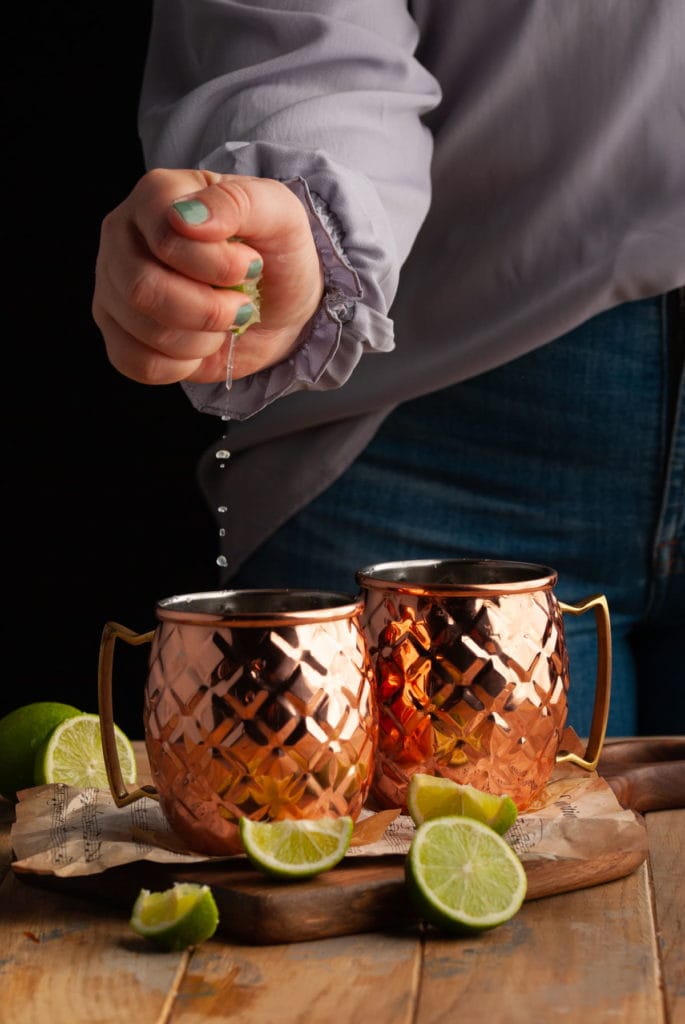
[
  {"x1": 0, "y1": 701, "x2": 83, "y2": 800},
  {"x1": 33, "y1": 713, "x2": 137, "y2": 789},
  {"x1": 130, "y1": 883, "x2": 219, "y2": 951},
  {"x1": 239, "y1": 816, "x2": 353, "y2": 879},
  {"x1": 407, "y1": 774, "x2": 518, "y2": 835},
  {"x1": 406, "y1": 815, "x2": 527, "y2": 934}
]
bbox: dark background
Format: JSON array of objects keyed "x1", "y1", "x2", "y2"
[{"x1": 4, "y1": 5, "x2": 220, "y2": 737}]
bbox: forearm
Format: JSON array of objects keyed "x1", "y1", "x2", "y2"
[{"x1": 139, "y1": 0, "x2": 440, "y2": 417}]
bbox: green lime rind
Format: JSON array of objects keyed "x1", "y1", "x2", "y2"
[
  {"x1": 406, "y1": 815, "x2": 527, "y2": 934},
  {"x1": 406, "y1": 773, "x2": 518, "y2": 835},
  {"x1": 239, "y1": 816, "x2": 354, "y2": 880},
  {"x1": 0, "y1": 702, "x2": 83, "y2": 800},
  {"x1": 461, "y1": 786, "x2": 518, "y2": 835},
  {"x1": 33, "y1": 712, "x2": 137, "y2": 790},
  {"x1": 130, "y1": 883, "x2": 219, "y2": 951}
]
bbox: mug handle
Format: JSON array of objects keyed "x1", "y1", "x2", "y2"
[
  {"x1": 555, "y1": 594, "x2": 612, "y2": 771},
  {"x1": 98, "y1": 621, "x2": 159, "y2": 807}
]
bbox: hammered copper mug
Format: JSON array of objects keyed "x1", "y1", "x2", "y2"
[
  {"x1": 98, "y1": 590, "x2": 377, "y2": 855},
  {"x1": 356, "y1": 559, "x2": 612, "y2": 811}
]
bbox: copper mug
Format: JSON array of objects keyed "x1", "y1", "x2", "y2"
[
  {"x1": 356, "y1": 559, "x2": 612, "y2": 811},
  {"x1": 98, "y1": 590, "x2": 377, "y2": 855}
]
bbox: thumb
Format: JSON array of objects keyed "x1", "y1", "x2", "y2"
[{"x1": 167, "y1": 173, "x2": 311, "y2": 252}]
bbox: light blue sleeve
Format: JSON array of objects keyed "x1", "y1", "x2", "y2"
[{"x1": 138, "y1": 0, "x2": 441, "y2": 419}]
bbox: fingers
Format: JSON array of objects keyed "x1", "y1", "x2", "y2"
[
  {"x1": 163, "y1": 172, "x2": 309, "y2": 248},
  {"x1": 130, "y1": 168, "x2": 300, "y2": 285},
  {"x1": 95, "y1": 308, "x2": 207, "y2": 385},
  {"x1": 93, "y1": 187, "x2": 260, "y2": 383},
  {"x1": 97, "y1": 225, "x2": 257, "y2": 333},
  {"x1": 101, "y1": 173, "x2": 264, "y2": 288},
  {"x1": 93, "y1": 167, "x2": 324, "y2": 386}
]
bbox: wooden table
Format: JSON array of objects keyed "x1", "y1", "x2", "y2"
[{"x1": 1, "y1": 749, "x2": 683, "y2": 1024}]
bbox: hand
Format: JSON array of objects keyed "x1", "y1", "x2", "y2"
[{"x1": 92, "y1": 168, "x2": 324, "y2": 385}]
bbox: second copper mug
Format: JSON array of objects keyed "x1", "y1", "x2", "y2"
[
  {"x1": 356, "y1": 559, "x2": 612, "y2": 811},
  {"x1": 98, "y1": 589, "x2": 377, "y2": 855}
]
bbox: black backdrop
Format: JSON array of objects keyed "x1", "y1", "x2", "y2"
[{"x1": 4, "y1": 5, "x2": 220, "y2": 737}]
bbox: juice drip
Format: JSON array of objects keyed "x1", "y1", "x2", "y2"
[
  {"x1": 224, "y1": 327, "x2": 238, "y2": 393},
  {"x1": 215, "y1": 331, "x2": 238, "y2": 570}
]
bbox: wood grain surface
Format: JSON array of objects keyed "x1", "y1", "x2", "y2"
[
  {"x1": 14, "y1": 838, "x2": 648, "y2": 945},
  {"x1": 2, "y1": 815, "x2": 682, "y2": 1024},
  {"x1": 1, "y1": 762, "x2": 682, "y2": 1023},
  {"x1": 598, "y1": 737, "x2": 685, "y2": 811}
]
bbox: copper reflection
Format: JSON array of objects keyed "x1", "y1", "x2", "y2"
[
  {"x1": 100, "y1": 591, "x2": 377, "y2": 856},
  {"x1": 357, "y1": 559, "x2": 610, "y2": 812}
]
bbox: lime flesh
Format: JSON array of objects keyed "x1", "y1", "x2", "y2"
[
  {"x1": 33, "y1": 712, "x2": 136, "y2": 789},
  {"x1": 222, "y1": 279, "x2": 261, "y2": 334},
  {"x1": 239, "y1": 816, "x2": 353, "y2": 879},
  {"x1": 407, "y1": 774, "x2": 518, "y2": 834},
  {"x1": 407, "y1": 815, "x2": 527, "y2": 934},
  {"x1": 130, "y1": 883, "x2": 219, "y2": 951}
]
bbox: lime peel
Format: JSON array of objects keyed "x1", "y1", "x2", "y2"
[
  {"x1": 407, "y1": 773, "x2": 518, "y2": 835},
  {"x1": 0, "y1": 702, "x2": 83, "y2": 800}
]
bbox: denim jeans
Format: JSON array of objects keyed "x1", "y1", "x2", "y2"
[{"x1": 231, "y1": 294, "x2": 685, "y2": 738}]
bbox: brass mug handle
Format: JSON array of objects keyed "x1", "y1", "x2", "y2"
[
  {"x1": 97, "y1": 621, "x2": 158, "y2": 807},
  {"x1": 556, "y1": 594, "x2": 612, "y2": 771}
]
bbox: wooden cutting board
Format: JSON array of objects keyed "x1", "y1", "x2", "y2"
[
  {"x1": 15, "y1": 841, "x2": 647, "y2": 945},
  {"x1": 16, "y1": 736, "x2": 679, "y2": 945}
]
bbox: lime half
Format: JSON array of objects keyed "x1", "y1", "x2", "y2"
[
  {"x1": 407, "y1": 815, "x2": 527, "y2": 934},
  {"x1": 0, "y1": 701, "x2": 83, "y2": 800},
  {"x1": 130, "y1": 883, "x2": 219, "y2": 951},
  {"x1": 239, "y1": 816, "x2": 353, "y2": 879},
  {"x1": 33, "y1": 713, "x2": 136, "y2": 790},
  {"x1": 407, "y1": 774, "x2": 518, "y2": 835}
]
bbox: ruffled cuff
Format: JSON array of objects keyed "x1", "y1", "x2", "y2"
[{"x1": 182, "y1": 174, "x2": 393, "y2": 421}]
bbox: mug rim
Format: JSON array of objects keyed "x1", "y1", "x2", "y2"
[
  {"x1": 355, "y1": 558, "x2": 558, "y2": 595},
  {"x1": 155, "y1": 588, "x2": 364, "y2": 626}
]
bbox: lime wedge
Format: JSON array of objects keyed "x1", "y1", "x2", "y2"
[
  {"x1": 406, "y1": 815, "x2": 527, "y2": 934},
  {"x1": 130, "y1": 883, "x2": 219, "y2": 951},
  {"x1": 222, "y1": 279, "x2": 261, "y2": 335},
  {"x1": 33, "y1": 713, "x2": 137, "y2": 789},
  {"x1": 239, "y1": 816, "x2": 353, "y2": 879},
  {"x1": 407, "y1": 774, "x2": 518, "y2": 835},
  {"x1": 0, "y1": 701, "x2": 83, "y2": 799}
]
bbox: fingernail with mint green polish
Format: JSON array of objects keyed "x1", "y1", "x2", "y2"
[
  {"x1": 172, "y1": 198, "x2": 210, "y2": 225},
  {"x1": 233, "y1": 302, "x2": 255, "y2": 327},
  {"x1": 246, "y1": 258, "x2": 263, "y2": 279}
]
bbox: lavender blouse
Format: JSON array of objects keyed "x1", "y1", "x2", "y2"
[{"x1": 138, "y1": 0, "x2": 685, "y2": 571}]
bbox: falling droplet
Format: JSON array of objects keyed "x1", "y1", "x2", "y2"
[{"x1": 213, "y1": 332, "x2": 239, "y2": 574}]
